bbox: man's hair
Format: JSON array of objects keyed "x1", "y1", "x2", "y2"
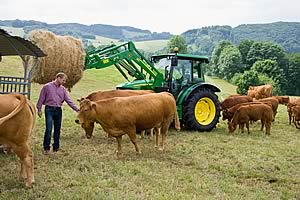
[{"x1": 56, "y1": 72, "x2": 67, "y2": 79}]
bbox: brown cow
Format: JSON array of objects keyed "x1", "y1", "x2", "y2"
[
  {"x1": 247, "y1": 84, "x2": 273, "y2": 99},
  {"x1": 75, "y1": 92, "x2": 180, "y2": 156},
  {"x1": 78, "y1": 89, "x2": 155, "y2": 138},
  {"x1": 291, "y1": 106, "x2": 300, "y2": 128},
  {"x1": 0, "y1": 94, "x2": 36, "y2": 187},
  {"x1": 287, "y1": 99, "x2": 300, "y2": 124},
  {"x1": 220, "y1": 95, "x2": 253, "y2": 110},
  {"x1": 222, "y1": 102, "x2": 266, "y2": 122},
  {"x1": 273, "y1": 96, "x2": 290, "y2": 105},
  {"x1": 78, "y1": 89, "x2": 154, "y2": 103},
  {"x1": 255, "y1": 97, "x2": 279, "y2": 119},
  {"x1": 228, "y1": 103, "x2": 273, "y2": 135}
]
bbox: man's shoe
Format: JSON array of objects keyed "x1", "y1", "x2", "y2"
[
  {"x1": 53, "y1": 148, "x2": 64, "y2": 153},
  {"x1": 43, "y1": 150, "x2": 50, "y2": 155}
]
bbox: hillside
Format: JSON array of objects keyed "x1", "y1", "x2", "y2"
[
  {"x1": 182, "y1": 22, "x2": 300, "y2": 55},
  {"x1": 1, "y1": 20, "x2": 300, "y2": 56},
  {"x1": 0, "y1": 19, "x2": 172, "y2": 42}
]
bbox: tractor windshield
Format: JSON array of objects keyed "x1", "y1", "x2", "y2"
[{"x1": 154, "y1": 57, "x2": 194, "y2": 83}]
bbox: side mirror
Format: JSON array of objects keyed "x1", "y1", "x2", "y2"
[
  {"x1": 165, "y1": 65, "x2": 170, "y2": 80},
  {"x1": 171, "y1": 56, "x2": 178, "y2": 66}
]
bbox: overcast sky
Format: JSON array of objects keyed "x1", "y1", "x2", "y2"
[{"x1": 1, "y1": 0, "x2": 299, "y2": 34}]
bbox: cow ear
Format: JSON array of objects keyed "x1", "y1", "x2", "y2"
[
  {"x1": 77, "y1": 97, "x2": 85, "y2": 102},
  {"x1": 91, "y1": 102, "x2": 97, "y2": 109}
]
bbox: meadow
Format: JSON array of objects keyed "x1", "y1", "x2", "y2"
[
  {"x1": 90, "y1": 36, "x2": 168, "y2": 53},
  {"x1": 0, "y1": 56, "x2": 299, "y2": 199}
]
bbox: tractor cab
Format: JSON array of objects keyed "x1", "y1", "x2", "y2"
[{"x1": 151, "y1": 53, "x2": 209, "y2": 96}]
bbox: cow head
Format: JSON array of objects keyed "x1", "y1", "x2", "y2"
[
  {"x1": 222, "y1": 109, "x2": 228, "y2": 121},
  {"x1": 75, "y1": 99, "x2": 96, "y2": 139},
  {"x1": 228, "y1": 121, "x2": 237, "y2": 133}
]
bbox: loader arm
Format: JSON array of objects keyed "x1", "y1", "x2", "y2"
[{"x1": 85, "y1": 41, "x2": 164, "y2": 88}]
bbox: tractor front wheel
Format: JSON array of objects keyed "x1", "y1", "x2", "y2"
[{"x1": 183, "y1": 90, "x2": 221, "y2": 131}]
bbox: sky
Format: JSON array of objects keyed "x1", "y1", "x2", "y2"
[{"x1": 1, "y1": 0, "x2": 300, "y2": 34}]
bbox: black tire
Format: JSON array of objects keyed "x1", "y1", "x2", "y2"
[{"x1": 183, "y1": 90, "x2": 221, "y2": 131}]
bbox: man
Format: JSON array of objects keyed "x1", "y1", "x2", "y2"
[{"x1": 37, "y1": 72, "x2": 79, "y2": 155}]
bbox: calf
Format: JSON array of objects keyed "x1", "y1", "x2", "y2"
[
  {"x1": 228, "y1": 103, "x2": 273, "y2": 135},
  {"x1": 222, "y1": 102, "x2": 266, "y2": 122},
  {"x1": 75, "y1": 92, "x2": 180, "y2": 156}
]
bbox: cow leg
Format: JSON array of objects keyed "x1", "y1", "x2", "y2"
[
  {"x1": 260, "y1": 119, "x2": 265, "y2": 131},
  {"x1": 154, "y1": 128, "x2": 160, "y2": 148},
  {"x1": 239, "y1": 123, "x2": 244, "y2": 133},
  {"x1": 246, "y1": 121, "x2": 250, "y2": 134},
  {"x1": 127, "y1": 131, "x2": 141, "y2": 154},
  {"x1": 116, "y1": 136, "x2": 123, "y2": 157},
  {"x1": 159, "y1": 124, "x2": 168, "y2": 151},
  {"x1": 294, "y1": 121, "x2": 300, "y2": 129},
  {"x1": 14, "y1": 143, "x2": 34, "y2": 187},
  {"x1": 150, "y1": 128, "x2": 153, "y2": 138},
  {"x1": 265, "y1": 121, "x2": 271, "y2": 135},
  {"x1": 140, "y1": 130, "x2": 145, "y2": 139}
]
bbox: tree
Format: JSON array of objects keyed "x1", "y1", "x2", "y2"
[
  {"x1": 232, "y1": 70, "x2": 275, "y2": 95},
  {"x1": 218, "y1": 46, "x2": 242, "y2": 80},
  {"x1": 246, "y1": 41, "x2": 287, "y2": 69},
  {"x1": 251, "y1": 59, "x2": 286, "y2": 94},
  {"x1": 237, "y1": 39, "x2": 254, "y2": 69},
  {"x1": 209, "y1": 40, "x2": 232, "y2": 76},
  {"x1": 286, "y1": 53, "x2": 300, "y2": 95},
  {"x1": 167, "y1": 35, "x2": 188, "y2": 53}
]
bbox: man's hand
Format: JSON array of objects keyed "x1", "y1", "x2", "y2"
[{"x1": 38, "y1": 111, "x2": 42, "y2": 118}]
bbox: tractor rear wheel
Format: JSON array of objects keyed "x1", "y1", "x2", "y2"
[{"x1": 183, "y1": 90, "x2": 221, "y2": 131}]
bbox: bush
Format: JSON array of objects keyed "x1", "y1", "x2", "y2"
[{"x1": 232, "y1": 70, "x2": 279, "y2": 95}]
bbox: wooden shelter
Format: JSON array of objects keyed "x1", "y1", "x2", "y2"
[{"x1": 0, "y1": 28, "x2": 46, "y2": 99}]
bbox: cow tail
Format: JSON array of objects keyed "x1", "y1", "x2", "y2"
[
  {"x1": 27, "y1": 99, "x2": 37, "y2": 132},
  {"x1": 174, "y1": 110, "x2": 181, "y2": 131},
  {"x1": 0, "y1": 94, "x2": 26, "y2": 126}
]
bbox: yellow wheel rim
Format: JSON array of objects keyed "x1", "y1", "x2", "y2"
[{"x1": 194, "y1": 97, "x2": 216, "y2": 125}]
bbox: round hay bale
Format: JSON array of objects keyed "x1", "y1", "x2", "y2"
[{"x1": 26, "y1": 30, "x2": 85, "y2": 91}]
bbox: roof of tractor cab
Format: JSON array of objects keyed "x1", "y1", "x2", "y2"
[{"x1": 151, "y1": 53, "x2": 209, "y2": 63}]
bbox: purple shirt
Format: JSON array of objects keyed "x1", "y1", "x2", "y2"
[{"x1": 36, "y1": 81, "x2": 79, "y2": 112}]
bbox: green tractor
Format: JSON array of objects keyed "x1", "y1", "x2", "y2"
[{"x1": 85, "y1": 41, "x2": 221, "y2": 131}]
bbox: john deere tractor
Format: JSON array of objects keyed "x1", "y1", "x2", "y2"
[{"x1": 85, "y1": 41, "x2": 221, "y2": 131}]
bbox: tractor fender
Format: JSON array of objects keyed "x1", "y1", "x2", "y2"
[{"x1": 176, "y1": 83, "x2": 221, "y2": 106}]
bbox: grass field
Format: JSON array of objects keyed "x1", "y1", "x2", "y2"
[
  {"x1": 90, "y1": 36, "x2": 168, "y2": 52},
  {"x1": 0, "y1": 57, "x2": 299, "y2": 199}
]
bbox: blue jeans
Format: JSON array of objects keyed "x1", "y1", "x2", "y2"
[{"x1": 43, "y1": 106, "x2": 62, "y2": 151}]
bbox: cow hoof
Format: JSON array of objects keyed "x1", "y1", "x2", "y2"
[
  {"x1": 136, "y1": 151, "x2": 142, "y2": 155},
  {"x1": 158, "y1": 147, "x2": 164, "y2": 151},
  {"x1": 25, "y1": 182, "x2": 33, "y2": 188}
]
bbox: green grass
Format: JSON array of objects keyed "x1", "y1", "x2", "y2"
[
  {"x1": 0, "y1": 57, "x2": 300, "y2": 199},
  {"x1": 134, "y1": 40, "x2": 168, "y2": 52}
]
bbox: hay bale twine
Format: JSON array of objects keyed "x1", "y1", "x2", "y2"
[{"x1": 26, "y1": 30, "x2": 85, "y2": 91}]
